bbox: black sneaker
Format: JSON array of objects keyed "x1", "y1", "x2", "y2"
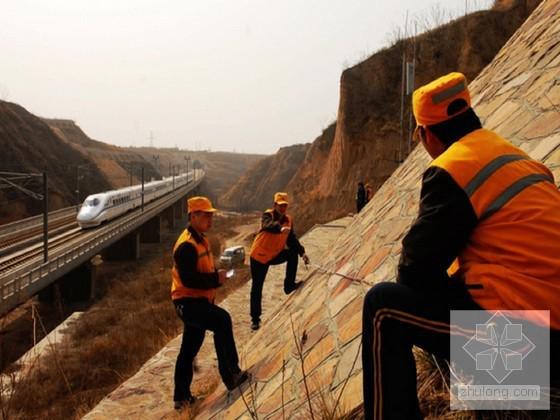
[
  {"x1": 174, "y1": 395, "x2": 197, "y2": 410},
  {"x1": 251, "y1": 320, "x2": 260, "y2": 330},
  {"x1": 225, "y1": 370, "x2": 250, "y2": 391},
  {"x1": 284, "y1": 281, "x2": 303, "y2": 294}
]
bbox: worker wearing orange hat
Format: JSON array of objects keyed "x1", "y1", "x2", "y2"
[
  {"x1": 249, "y1": 192, "x2": 310, "y2": 330},
  {"x1": 361, "y1": 73, "x2": 560, "y2": 419},
  {"x1": 171, "y1": 196, "x2": 248, "y2": 410}
]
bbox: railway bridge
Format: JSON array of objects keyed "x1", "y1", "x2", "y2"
[{"x1": 0, "y1": 170, "x2": 205, "y2": 316}]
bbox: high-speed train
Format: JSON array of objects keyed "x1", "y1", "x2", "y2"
[{"x1": 77, "y1": 172, "x2": 193, "y2": 228}]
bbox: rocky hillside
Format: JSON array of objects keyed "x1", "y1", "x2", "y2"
[
  {"x1": 0, "y1": 104, "x2": 112, "y2": 223},
  {"x1": 220, "y1": 143, "x2": 310, "y2": 211},
  {"x1": 46, "y1": 119, "x2": 160, "y2": 189},
  {"x1": 223, "y1": 0, "x2": 543, "y2": 233}
]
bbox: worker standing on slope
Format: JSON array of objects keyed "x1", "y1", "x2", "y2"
[
  {"x1": 361, "y1": 73, "x2": 560, "y2": 419},
  {"x1": 171, "y1": 196, "x2": 248, "y2": 410},
  {"x1": 249, "y1": 192, "x2": 310, "y2": 330}
]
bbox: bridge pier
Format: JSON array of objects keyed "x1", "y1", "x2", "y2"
[
  {"x1": 38, "y1": 261, "x2": 97, "y2": 305},
  {"x1": 140, "y1": 215, "x2": 162, "y2": 243},
  {"x1": 163, "y1": 205, "x2": 177, "y2": 229},
  {"x1": 175, "y1": 201, "x2": 186, "y2": 221},
  {"x1": 102, "y1": 230, "x2": 141, "y2": 260}
]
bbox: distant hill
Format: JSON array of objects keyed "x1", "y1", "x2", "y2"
[
  {"x1": 220, "y1": 143, "x2": 310, "y2": 211},
  {"x1": 127, "y1": 147, "x2": 266, "y2": 206},
  {"x1": 45, "y1": 118, "x2": 160, "y2": 190},
  {"x1": 0, "y1": 110, "x2": 264, "y2": 223},
  {"x1": 0, "y1": 104, "x2": 112, "y2": 223}
]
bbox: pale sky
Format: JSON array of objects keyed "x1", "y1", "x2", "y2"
[{"x1": 1, "y1": 0, "x2": 492, "y2": 154}]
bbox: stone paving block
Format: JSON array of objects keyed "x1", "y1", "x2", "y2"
[
  {"x1": 529, "y1": 132, "x2": 560, "y2": 161},
  {"x1": 328, "y1": 285, "x2": 359, "y2": 317},
  {"x1": 331, "y1": 372, "x2": 363, "y2": 415},
  {"x1": 335, "y1": 297, "x2": 363, "y2": 346},
  {"x1": 494, "y1": 107, "x2": 537, "y2": 139},
  {"x1": 297, "y1": 356, "x2": 338, "y2": 400},
  {"x1": 333, "y1": 337, "x2": 362, "y2": 388},
  {"x1": 545, "y1": 144, "x2": 560, "y2": 170},
  {"x1": 303, "y1": 334, "x2": 336, "y2": 374},
  {"x1": 357, "y1": 246, "x2": 392, "y2": 279}
]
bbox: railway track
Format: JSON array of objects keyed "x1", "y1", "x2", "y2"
[
  {"x1": 0, "y1": 208, "x2": 78, "y2": 257},
  {"x1": 0, "y1": 228, "x2": 83, "y2": 275}
]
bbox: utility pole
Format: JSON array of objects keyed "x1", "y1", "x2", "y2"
[
  {"x1": 399, "y1": 50, "x2": 406, "y2": 163},
  {"x1": 76, "y1": 165, "x2": 81, "y2": 211},
  {"x1": 407, "y1": 23, "x2": 417, "y2": 155},
  {"x1": 42, "y1": 172, "x2": 48, "y2": 263},
  {"x1": 141, "y1": 166, "x2": 145, "y2": 211},
  {"x1": 152, "y1": 155, "x2": 160, "y2": 179},
  {"x1": 75, "y1": 164, "x2": 89, "y2": 211},
  {"x1": 0, "y1": 171, "x2": 49, "y2": 262}
]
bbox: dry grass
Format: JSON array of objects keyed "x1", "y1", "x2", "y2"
[
  {"x1": 415, "y1": 348, "x2": 560, "y2": 419},
  {"x1": 1, "y1": 212, "x2": 258, "y2": 420}
]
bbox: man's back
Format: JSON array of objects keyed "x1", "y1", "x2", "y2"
[{"x1": 431, "y1": 128, "x2": 560, "y2": 328}]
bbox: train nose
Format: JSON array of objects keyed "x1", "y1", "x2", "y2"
[{"x1": 77, "y1": 207, "x2": 96, "y2": 222}]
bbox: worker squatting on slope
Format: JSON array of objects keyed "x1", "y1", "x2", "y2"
[
  {"x1": 171, "y1": 196, "x2": 248, "y2": 410},
  {"x1": 361, "y1": 73, "x2": 560, "y2": 419},
  {"x1": 249, "y1": 192, "x2": 310, "y2": 331}
]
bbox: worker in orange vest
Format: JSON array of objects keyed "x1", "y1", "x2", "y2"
[
  {"x1": 361, "y1": 73, "x2": 560, "y2": 419},
  {"x1": 249, "y1": 192, "x2": 310, "y2": 330},
  {"x1": 171, "y1": 196, "x2": 248, "y2": 410}
]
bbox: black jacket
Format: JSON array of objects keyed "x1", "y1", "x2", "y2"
[
  {"x1": 173, "y1": 226, "x2": 220, "y2": 290},
  {"x1": 397, "y1": 166, "x2": 477, "y2": 290}
]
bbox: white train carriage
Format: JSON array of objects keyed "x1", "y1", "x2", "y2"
[{"x1": 77, "y1": 172, "x2": 193, "y2": 228}]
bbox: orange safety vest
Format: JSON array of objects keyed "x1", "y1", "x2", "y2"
[
  {"x1": 432, "y1": 128, "x2": 560, "y2": 329},
  {"x1": 171, "y1": 228, "x2": 217, "y2": 303},
  {"x1": 250, "y1": 209, "x2": 292, "y2": 264}
]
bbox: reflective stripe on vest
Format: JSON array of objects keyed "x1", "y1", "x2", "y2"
[
  {"x1": 432, "y1": 129, "x2": 560, "y2": 329},
  {"x1": 250, "y1": 210, "x2": 292, "y2": 264},
  {"x1": 171, "y1": 229, "x2": 216, "y2": 302}
]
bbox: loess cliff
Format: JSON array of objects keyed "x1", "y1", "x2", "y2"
[{"x1": 220, "y1": 143, "x2": 310, "y2": 211}]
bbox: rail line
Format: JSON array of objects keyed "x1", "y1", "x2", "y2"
[
  {"x1": 0, "y1": 228, "x2": 83, "y2": 275},
  {"x1": 0, "y1": 208, "x2": 78, "y2": 257}
]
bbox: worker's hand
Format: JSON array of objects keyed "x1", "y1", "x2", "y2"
[
  {"x1": 218, "y1": 269, "x2": 227, "y2": 284},
  {"x1": 281, "y1": 226, "x2": 291, "y2": 233},
  {"x1": 302, "y1": 254, "x2": 310, "y2": 265}
]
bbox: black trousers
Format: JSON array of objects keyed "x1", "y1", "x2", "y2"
[
  {"x1": 250, "y1": 248, "x2": 298, "y2": 323},
  {"x1": 173, "y1": 297, "x2": 241, "y2": 401},
  {"x1": 357, "y1": 200, "x2": 366, "y2": 213},
  {"x1": 361, "y1": 281, "x2": 481, "y2": 420}
]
